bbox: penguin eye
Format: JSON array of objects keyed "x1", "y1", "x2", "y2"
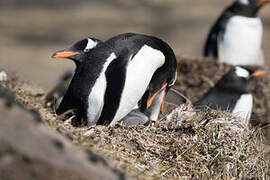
[{"x1": 84, "y1": 48, "x2": 90, "y2": 53}]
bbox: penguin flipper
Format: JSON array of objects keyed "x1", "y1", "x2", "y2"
[
  {"x1": 204, "y1": 24, "x2": 219, "y2": 58},
  {"x1": 165, "y1": 88, "x2": 190, "y2": 106},
  {"x1": 56, "y1": 90, "x2": 80, "y2": 115},
  {"x1": 204, "y1": 11, "x2": 232, "y2": 58},
  {"x1": 96, "y1": 48, "x2": 129, "y2": 126},
  {"x1": 56, "y1": 92, "x2": 85, "y2": 126}
]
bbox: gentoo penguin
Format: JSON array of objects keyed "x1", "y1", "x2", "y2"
[
  {"x1": 203, "y1": 0, "x2": 269, "y2": 65},
  {"x1": 46, "y1": 38, "x2": 102, "y2": 107},
  {"x1": 52, "y1": 33, "x2": 185, "y2": 127},
  {"x1": 194, "y1": 66, "x2": 265, "y2": 122},
  {"x1": 52, "y1": 37, "x2": 102, "y2": 66},
  {"x1": 44, "y1": 70, "x2": 187, "y2": 111}
]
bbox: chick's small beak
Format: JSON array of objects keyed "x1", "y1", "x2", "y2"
[
  {"x1": 256, "y1": 0, "x2": 270, "y2": 5},
  {"x1": 52, "y1": 50, "x2": 80, "y2": 59},
  {"x1": 252, "y1": 71, "x2": 265, "y2": 77}
]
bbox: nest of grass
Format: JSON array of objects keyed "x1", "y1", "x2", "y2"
[
  {"x1": 176, "y1": 56, "x2": 270, "y2": 146},
  {"x1": 2, "y1": 56, "x2": 270, "y2": 179}
]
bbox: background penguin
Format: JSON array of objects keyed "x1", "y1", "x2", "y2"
[
  {"x1": 44, "y1": 71, "x2": 73, "y2": 108},
  {"x1": 52, "y1": 33, "x2": 186, "y2": 127},
  {"x1": 194, "y1": 66, "x2": 265, "y2": 123},
  {"x1": 203, "y1": 0, "x2": 269, "y2": 65}
]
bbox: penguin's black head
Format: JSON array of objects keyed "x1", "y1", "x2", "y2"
[
  {"x1": 52, "y1": 37, "x2": 102, "y2": 65},
  {"x1": 216, "y1": 66, "x2": 265, "y2": 93},
  {"x1": 237, "y1": 0, "x2": 270, "y2": 7}
]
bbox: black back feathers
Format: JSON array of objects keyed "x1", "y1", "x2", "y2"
[
  {"x1": 97, "y1": 48, "x2": 129, "y2": 125},
  {"x1": 194, "y1": 66, "x2": 255, "y2": 111}
]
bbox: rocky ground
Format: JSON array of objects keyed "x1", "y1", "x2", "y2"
[{"x1": 0, "y1": 86, "x2": 124, "y2": 180}]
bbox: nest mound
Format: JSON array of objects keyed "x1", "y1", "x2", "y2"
[
  {"x1": 1, "y1": 56, "x2": 270, "y2": 179},
  {"x1": 176, "y1": 56, "x2": 270, "y2": 146}
]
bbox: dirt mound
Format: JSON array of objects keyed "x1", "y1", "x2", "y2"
[{"x1": 2, "y1": 56, "x2": 269, "y2": 179}]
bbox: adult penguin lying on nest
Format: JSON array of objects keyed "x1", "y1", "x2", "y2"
[
  {"x1": 52, "y1": 33, "x2": 187, "y2": 127},
  {"x1": 167, "y1": 66, "x2": 265, "y2": 126},
  {"x1": 204, "y1": 0, "x2": 270, "y2": 66},
  {"x1": 194, "y1": 66, "x2": 265, "y2": 124}
]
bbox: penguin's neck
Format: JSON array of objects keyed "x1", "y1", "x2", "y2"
[
  {"x1": 228, "y1": 3, "x2": 260, "y2": 17},
  {"x1": 86, "y1": 52, "x2": 118, "y2": 125}
]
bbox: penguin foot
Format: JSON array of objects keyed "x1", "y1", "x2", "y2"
[
  {"x1": 71, "y1": 117, "x2": 82, "y2": 127},
  {"x1": 70, "y1": 109, "x2": 84, "y2": 127},
  {"x1": 58, "y1": 110, "x2": 74, "y2": 121},
  {"x1": 71, "y1": 117, "x2": 83, "y2": 127},
  {"x1": 122, "y1": 109, "x2": 149, "y2": 126},
  {"x1": 144, "y1": 120, "x2": 156, "y2": 126},
  {"x1": 63, "y1": 112, "x2": 74, "y2": 120}
]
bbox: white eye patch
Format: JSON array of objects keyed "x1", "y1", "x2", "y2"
[
  {"x1": 237, "y1": 0, "x2": 249, "y2": 5},
  {"x1": 84, "y1": 38, "x2": 98, "y2": 52},
  {"x1": 235, "y1": 66, "x2": 250, "y2": 78}
]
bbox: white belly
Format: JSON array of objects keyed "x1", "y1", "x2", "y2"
[
  {"x1": 218, "y1": 16, "x2": 263, "y2": 66},
  {"x1": 87, "y1": 53, "x2": 117, "y2": 125},
  {"x1": 232, "y1": 93, "x2": 253, "y2": 125},
  {"x1": 110, "y1": 45, "x2": 165, "y2": 127}
]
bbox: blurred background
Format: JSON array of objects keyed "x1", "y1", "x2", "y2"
[{"x1": 1, "y1": 0, "x2": 270, "y2": 89}]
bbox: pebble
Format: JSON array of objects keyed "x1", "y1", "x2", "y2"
[{"x1": 0, "y1": 71, "x2": 7, "y2": 81}]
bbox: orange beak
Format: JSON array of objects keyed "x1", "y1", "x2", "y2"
[
  {"x1": 252, "y1": 70, "x2": 265, "y2": 77},
  {"x1": 257, "y1": 0, "x2": 270, "y2": 5},
  {"x1": 147, "y1": 83, "x2": 167, "y2": 108},
  {"x1": 52, "y1": 50, "x2": 80, "y2": 59}
]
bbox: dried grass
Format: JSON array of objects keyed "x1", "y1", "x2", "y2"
[{"x1": 2, "y1": 74, "x2": 269, "y2": 180}]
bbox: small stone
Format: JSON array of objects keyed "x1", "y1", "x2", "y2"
[
  {"x1": 83, "y1": 129, "x2": 95, "y2": 136},
  {"x1": 21, "y1": 84, "x2": 45, "y2": 96},
  {"x1": 0, "y1": 71, "x2": 7, "y2": 81}
]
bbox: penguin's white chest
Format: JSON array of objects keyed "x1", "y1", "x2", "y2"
[
  {"x1": 218, "y1": 16, "x2": 263, "y2": 65},
  {"x1": 110, "y1": 45, "x2": 165, "y2": 126},
  {"x1": 87, "y1": 53, "x2": 117, "y2": 125},
  {"x1": 232, "y1": 93, "x2": 253, "y2": 124}
]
